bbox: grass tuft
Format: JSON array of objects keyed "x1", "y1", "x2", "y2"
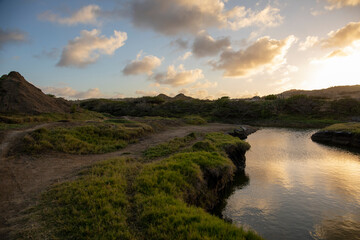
[{"x1": 183, "y1": 115, "x2": 207, "y2": 125}]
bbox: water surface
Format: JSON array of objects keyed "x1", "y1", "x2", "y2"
[{"x1": 222, "y1": 128, "x2": 360, "y2": 240}]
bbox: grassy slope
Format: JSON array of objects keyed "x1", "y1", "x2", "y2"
[
  {"x1": 323, "y1": 122, "x2": 360, "y2": 135},
  {"x1": 21, "y1": 133, "x2": 262, "y2": 240}
]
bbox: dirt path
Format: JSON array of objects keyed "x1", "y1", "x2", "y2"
[{"x1": 0, "y1": 123, "x2": 239, "y2": 239}]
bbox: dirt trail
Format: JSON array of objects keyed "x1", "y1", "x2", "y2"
[{"x1": 0, "y1": 123, "x2": 239, "y2": 239}]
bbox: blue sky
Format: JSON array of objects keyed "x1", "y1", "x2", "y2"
[{"x1": 1, "y1": 0, "x2": 359, "y2": 99}]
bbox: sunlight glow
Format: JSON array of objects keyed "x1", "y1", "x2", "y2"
[{"x1": 308, "y1": 43, "x2": 360, "y2": 89}]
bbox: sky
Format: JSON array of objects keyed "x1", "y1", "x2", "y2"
[{"x1": 0, "y1": 0, "x2": 359, "y2": 100}]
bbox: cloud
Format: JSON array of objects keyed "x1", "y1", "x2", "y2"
[
  {"x1": 171, "y1": 38, "x2": 189, "y2": 49},
  {"x1": 57, "y1": 29, "x2": 127, "y2": 67},
  {"x1": 226, "y1": 5, "x2": 283, "y2": 30},
  {"x1": 320, "y1": 21, "x2": 360, "y2": 48},
  {"x1": 312, "y1": 40, "x2": 360, "y2": 61},
  {"x1": 42, "y1": 86, "x2": 103, "y2": 99},
  {"x1": 135, "y1": 90, "x2": 159, "y2": 96},
  {"x1": 128, "y1": 0, "x2": 283, "y2": 35},
  {"x1": 0, "y1": 28, "x2": 27, "y2": 49},
  {"x1": 123, "y1": 51, "x2": 163, "y2": 75},
  {"x1": 178, "y1": 51, "x2": 192, "y2": 61},
  {"x1": 211, "y1": 35, "x2": 296, "y2": 77},
  {"x1": 298, "y1": 36, "x2": 319, "y2": 51},
  {"x1": 191, "y1": 80, "x2": 218, "y2": 89},
  {"x1": 324, "y1": 0, "x2": 360, "y2": 10},
  {"x1": 38, "y1": 5, "x2": 101, "y2": 26},
  {"x1": 34, "y1": 48, "x2": 59, "y2": 59},
  {"x1": 192, "y1": 31, "x2": 230, "y2": 57},
  {"x1": 152, "y1": 64, "x2": 204, "y2": 86},
  {"x1": 326, "y1": 49, "x2": 349, "y2": 58}
]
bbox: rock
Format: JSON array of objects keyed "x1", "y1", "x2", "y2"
[{"x1": 228, "y1": 125, "x2": 258, "y2": 140}]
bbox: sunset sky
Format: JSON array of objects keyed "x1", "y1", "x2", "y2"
[{"x1": 0, "y1": 0, "x2": 359, "y2": 99}]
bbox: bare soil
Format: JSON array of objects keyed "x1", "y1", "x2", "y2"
[{"x1": 0, "y1": 122, "x2": 238, "y2": 239}]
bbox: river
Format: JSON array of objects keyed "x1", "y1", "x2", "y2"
[{"x1": 222, "y1": 128, "x2": 360, "y2": 240}]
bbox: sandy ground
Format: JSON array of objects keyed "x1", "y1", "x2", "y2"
[{"x1": 0, "y1": 122, "x2": 238, "y2": 239}]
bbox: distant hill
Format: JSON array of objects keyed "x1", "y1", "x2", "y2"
[
  {"x1": 280, "y1": 85, "x2": 360, "y2": 100},
  {"x1": 0, "y1": 71, "x2": 70, "y2": 114},
  {"x1": 173, "y1": 93, "x2": 193, "y2": 101},
  {"x1": 155, "y1": 93, "x2": 194, "y2": 101}
]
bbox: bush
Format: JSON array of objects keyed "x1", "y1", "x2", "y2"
[{"x1": 183, "y1": 115, "x2": 207, "y2": 125}]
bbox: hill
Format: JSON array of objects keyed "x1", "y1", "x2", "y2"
[
  {"x1": 0, "y1": 71, "x2": 70, "y2": 114},
  {"x1": 280, "y1": 85, "x2": 360, "y2": 100}
]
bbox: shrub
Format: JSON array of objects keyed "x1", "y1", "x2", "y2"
[{"x1": 183, "y1": 115, "x2": 207, "y2": 125}]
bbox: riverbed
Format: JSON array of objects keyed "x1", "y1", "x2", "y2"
[{"x1": 222, "y1": 128, "x2": 360, "y2": 240}]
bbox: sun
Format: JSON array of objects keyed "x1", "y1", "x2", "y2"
[{"x1": 308, "y1": 46, "x2": 360, "y2": 90}]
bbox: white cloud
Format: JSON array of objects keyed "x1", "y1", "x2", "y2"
[
  {"x1": 0, "y1": 28, "x2": 27, "y2": 49},
  {"x1": 192, "y1": 31, "x2": 230, "y2": 57},
  {"x1": 38, "y1": 5, "x2": 101, "y2": 26},
  {"x1": 226, "y1": 5, "x2": 283, "y2": 30},
  {"x1": 123, "y1": 51, "x2": 163, "y2": 75},
  {"x1": 324, "y1": 0, "x2": 360, "y2": 10},
  {"x1": 211, "y1": 35, "x2": 296, "y2": 78},
  {"x1": 57, "y1": 29, "x2": 127, "y2": 67},
  {"x1": 152, "y1": 64, "x2": 204, "y2": 86},
  {"x1": 129, "y1": 0, "x2": 283, "y2": 35},
  {"x1": 298, "y1": 36, "x2": 319, "y2": 51},
  {"x1": 178, "y1": 51, "x2": 192, "y2": 61}
]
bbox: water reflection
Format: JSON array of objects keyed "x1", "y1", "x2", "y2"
[{"x1": 223, "y1": 128, "x2": 360, "y2": 240}]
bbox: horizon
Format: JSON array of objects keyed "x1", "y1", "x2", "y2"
[{"x1": 1, "y1": 0, "x2": 360, "y2": 100}]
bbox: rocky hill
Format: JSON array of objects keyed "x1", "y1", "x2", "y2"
[
  {"x1": 280, "y1": 85, "x2": 360, "y2": 100},
  {"x1": 0, "y1": 71, "x2": 70, "y2": 114}
]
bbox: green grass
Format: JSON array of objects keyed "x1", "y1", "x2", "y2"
[
  {"x1": 324, "y1": 122, "x2": 360, "y2": 135},
  {"x1": 0, "y1": 111, "x2": 107, "y2": 130},
  {"x1": 22, "y1": 132, "x2": 262, "y2": 240},
  {"x1": 23, "y1": 122, "x2": 153, "y2": 154},
  {"x1": 134, "y1": 150, "x2": 261, "y2": 239},
  {"x1": 205, "y1": 132, "x2": 251, "y2": 152},
  {"x1": 28, "y1": 158, "x2": 136, "y2": 239},
  {"x1": 142, "y1": 133, "x2": 197, "y2": 160},
  {"x1": 183, "y1": 115, "x2": 207, "y2": 125}
]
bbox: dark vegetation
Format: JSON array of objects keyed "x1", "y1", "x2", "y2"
[
  {"x1": 0, "y1": 111, "x2": 106, "y2": 130},
  {"x1": 80, "y1": 95, "x2": 360, "y2": 128},
  {"x1": 21, "y1": 133, "x2": 262, "y2": 240}
]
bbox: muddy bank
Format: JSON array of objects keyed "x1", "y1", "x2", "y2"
[{"x1": 311, "y1": 130, "x2": 360, "y2": 148}]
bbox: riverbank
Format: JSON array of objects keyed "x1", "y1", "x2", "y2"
[
  {"x1": 311, "y1": 122, "x2": 360, "y2": 148},
  {"x1": 1, "y1": 121, "x2": 262, "y2": 239}
]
